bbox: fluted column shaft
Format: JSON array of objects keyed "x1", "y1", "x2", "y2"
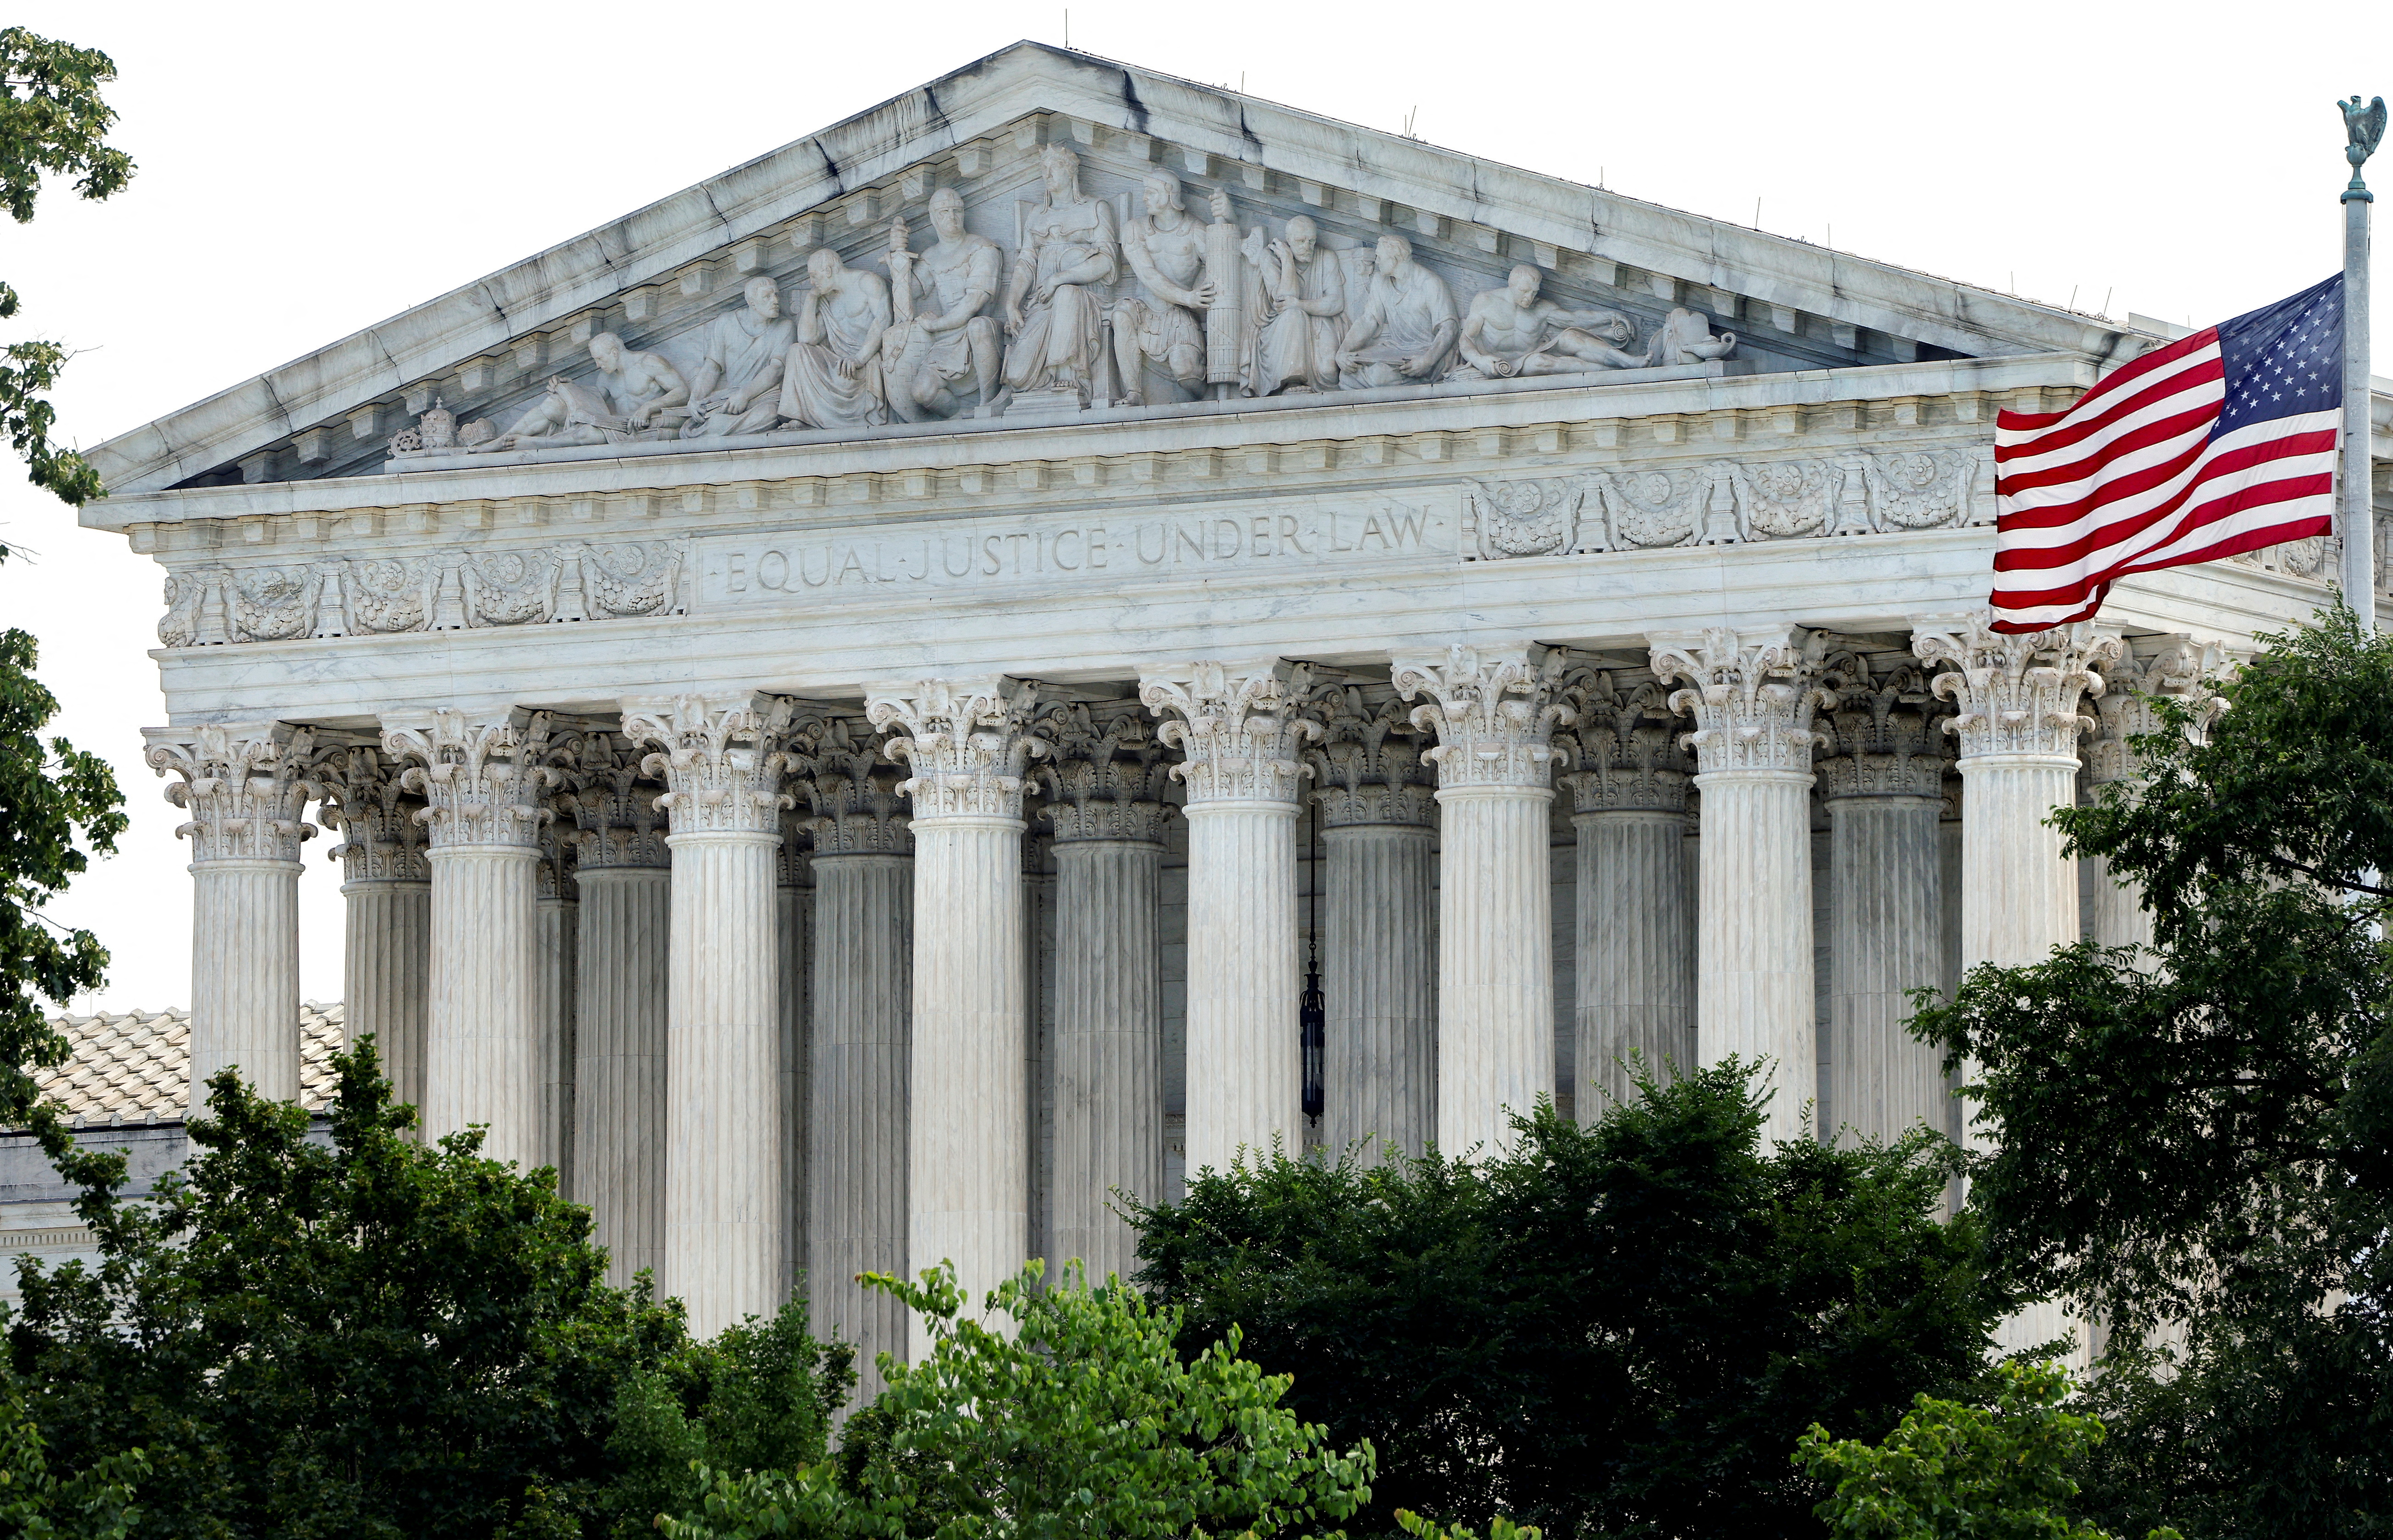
[
  {"x1": 1652, "y1": 630, "x2": 1828, "y2": 1145},
  {"x1": 343, "y1": 878, "x2": 430, "y2": 1113},
  {"x1": 574, "y1": 865, "x2": 669, "y2": 1286},
  {"x1": 868, "y1": 679, "x2": 1042, "y2": 1359},
  {"x1": 424, "y1": 844, "x2": 544, "y2": 1158},
  {"x1": 1051, "y1": 837, "x2": 1164, "y2": 1282},
  {"x1": 536, "y1": 864, "x2": 578, "y2": 1184},
  {"x1": 1823, "y1": 792, "x2": 1945, "y2": 1141},
  {"x1": 1397, "y1": 646, "x2": 1569, "y2": 1157},
  {"x1": 777, "y1": 838, "x2": 813, "y2": 1299},
  {"x1": 1321, "y1": 822, "x2": 1436, "y2": 1157},
  {"x1": 809, "y1": 849, "x2": 911, "y2": 1398},
  {"x1": 1141, "y1": 663, "x2": 1318, "y2": 1179},
  {"x1": 146, "y1": 723, "x2": 316, "y2": 1115},
  {"x1": 663, "y1": 827, "x2": 781, "y2": 1335},
  {"x1": 1572, "y1": 809, "x2": 1691, "y2": 1107}
]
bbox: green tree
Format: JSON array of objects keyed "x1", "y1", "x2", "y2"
[
  {"x1": 6, "y1": 1040, "x2": 850, "y2": 1539},
  {"x1": 1910, "y1": 607, "x2": 2393, "y2": 1540},
  {"x1": 0, "y1": 1357, "x2": 144, "y2": 1540},
  {"x1": 0, "y1": 26, "x2": 132, "y2": 1132},
  {"x1": 1130, "y1": 1062, "x2": 2007, "y2": 1540},
  {"x1": 1795, "y1": 1361, "x2": 2179, "y2": 1540},
  {"x1": 661, "y1": 1259, "x2": 1377, "y2": 1540}
]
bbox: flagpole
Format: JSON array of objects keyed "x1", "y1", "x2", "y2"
[{"x1": 2342, "y1": 96, "x2": 2384, "y2": 628}]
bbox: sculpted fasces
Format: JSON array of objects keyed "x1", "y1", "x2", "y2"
[{"x1": 423, "y1": 160, "x2": 1748, "y2": 462}]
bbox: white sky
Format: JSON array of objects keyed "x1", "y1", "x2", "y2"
[{"x1": 4, "y1": 0, "x2": 2385, "y2": 1011}]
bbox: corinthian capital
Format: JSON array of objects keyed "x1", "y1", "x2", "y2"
[
  {"x1": 1394, "y1": 644, "x2": 1576, "y2": 792},
  {"x1": 788, "y1": 715, "x2": 913, "y2": 856},
  {"x1": 1649, "y1": 627, "x2": 1833, "y2": 776},
  {"x1": 1035, "y1": 702, "x2": 1173, "y2": 843},
  {"x1": 312, "y1": 743, "x2": 428, "y2": 882},
  {"x1": 622, "y1": 694, "x2": 796, "y2": 838},
  {"x1": 2087, "y1": 635, "x2": 2232, "y2": 786},
  {"x1": 866, "y1": 678, "x2": 1046, "y2": 823},
  {"x1": 1814, "y1": 649, "x2": 1946, "y2": 800},
  {"x1": 1139, "y1": 660, "x2": 1322, "y2": 806},
  {"x1": 1556, "y1": 669, "x2": 1689, "y2": 814},
  {"x1": 382, "y1": 709, "x2": 561, "y2": 849},
  {"x1": 143, "y1": 721, "x2": 320, "y2": 864},
  {"x1": 1911, "y1": 612, "x2": 2124, "y2": 761},
  {"x1": 559, "y1": 731, "x2": 670, "y2": 868},
  {"x1": 1303, "y1": 685, "x2": 1437, "y2": 827}
]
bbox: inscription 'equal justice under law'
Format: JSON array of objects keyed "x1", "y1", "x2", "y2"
[{"x1": 705, "y1": 499, "x2": 1444, "y2": 600}]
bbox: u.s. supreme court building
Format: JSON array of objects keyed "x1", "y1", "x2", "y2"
[{"x1": 31, "y1": 43, "x2": 2385, "y2": 1372}]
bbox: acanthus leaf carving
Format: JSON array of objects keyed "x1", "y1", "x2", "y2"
[
  {"x1": 383, "y1": 709, "x2": 563, "y2": 848},
  {"x1": 1139, "y1": 660, "x2": 1321, "y2": 806},
  {"x1": 1391, "y1": 644, "x2": 1575, "y2": 791},
  {"x1": 143, "y1": 721, "x2": 321, "y2": 864},
  {"x1": 787, "y1": 715, "x2": 913, "y2": 856},
  {"x1": 560, "y1": 730, "x2": 672, "y2": 868},
  {"x1": 1814, "y1": 648, "x2": 1946, "y2": 799},
  {"x1": 866, "y1": 678, "x2": 1046, "y2": 823},
  {"x1": 1301, "y1": 685, "x2": 1437, "y2": 827},
  {"x1": 313, "y1": 743, "x2": 430, "y2": 883},
  {"x1": 1649, "y1": 627, "x2": 1834, "y2": 776},
  {"x1": 1911, "y1": 612, "x2": 2124, "y2": 761},
  {"x1": 1033, "y1": 702, "x2": 1174, "y2": 843},
  {"x1": 1556, "y1": 668, "x2": 1690, "y2": 814},
  {"x1": 622, "y1": 695, "x2": 797, "y2": 838},
  {"x1": 2086, "y1": 634, "x2": 2232, "y2": 786}
]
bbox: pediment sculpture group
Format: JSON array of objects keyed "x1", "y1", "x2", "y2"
[{"x1": 433, "y1": 145, "x2": 1737, "y2": 457}]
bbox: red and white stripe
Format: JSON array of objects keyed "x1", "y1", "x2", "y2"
[{"x1": 1990, "y1": 329, "x2": 2338, "y2": 631}]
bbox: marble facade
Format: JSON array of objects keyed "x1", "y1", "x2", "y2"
[{"x1": 80, "y1": 45, "x2": 2393, "y2": 1370}]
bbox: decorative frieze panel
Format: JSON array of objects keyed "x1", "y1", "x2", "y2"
[
  {"x1": 865, "y1": 679, "x2": 1047, "y2": 823},
  {"x1": 157, "y1": 540, "x2": 687, "y2": 647},
  {"x1": 1912, "y1": 615, "x2": 2123, "y2": 761},
  {"x1": 1464, "y1": 448, "x2": 1979, "y2": 561},
  {"x1": 143, "y1": 722, "x2": 320, "y2": 864},
  {"x1": 1303, "y1": 685, "x2": 1437, "y2": 827}
]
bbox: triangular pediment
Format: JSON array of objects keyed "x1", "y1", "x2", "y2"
[{"x1": 88, "y1": 41, "x2": 2152, "y2": 497}]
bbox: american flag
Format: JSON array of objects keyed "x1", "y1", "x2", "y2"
[{"x1": 1990, "y1": 275, "x2": 2344, "y2": 632}]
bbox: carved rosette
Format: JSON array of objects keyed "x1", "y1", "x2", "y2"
[
  {"x1": 866, "y1": 679, "x2": 1047, "y2": 824},
  {"x1": 1814, "y1": 651, "x2": 1946, "y2": 800},
  {"x1": 2086, "y1": 637, "x2": 2230, "y2": 787},
  {"x1": 313, "y1": 744, "x2": 429, "y2": 883},
  {"x1": 144, "y1": 722, "x2": 321, "y2": 864},
  {"x1": 1911, "y1": 615, "x2": 2125, "y2": 762},
  {"x1": 1393, "y1": 644, "x2": 1576, "y2": 791},
  {"x1": 560, "y1": 731, "x2": 671, "y2": 868},
  {"x1": 1650, "y1": 628, "x2": 1834, "y2": 777},
  {"x1": 788, "y1": 717, "x2": 914, "y2": 856},
  {"x1": 1556, "y1": 670, "x2": 1691, "y2": 814},
  {"x1": 1034, "y1": 703, "x2": 1174, "y2": 844},
  {"x1": 1139, "y1": 661, "x2": 1323, "y2": 807},
  {"x1": 383, "y1": 710, "x2": 563, "y2": 849},
  {"x1": 1303, "y1": 685, "x2": 1437, "y2": 827},
  {"x1": 623, "y1": 695, "x2": 796, "y2": 838}
]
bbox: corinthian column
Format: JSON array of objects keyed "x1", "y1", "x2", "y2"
[
  {"x1": 535, "y1": 815, "x2": 579, "y2": 1184},
  {"x1": 383, "y1": 711, "x2": 561, "y2": 1166},
  {"x1": 1814, "y1": 651, "x2": 1946, "y2": 1144},
  {"x1": 2085, "y1": 638, "x2": 2223, "y2": 953},
  {"x1": 1139, "y1": 661, "x2": 1322, "y2": 1178},
  {"x1": 626, "y1": 695, "x2": 793, "y2": 1336},
  {"x1": 867, "y1": 679, "x2": 1045, "y2": 1353},
  {"x1": 1305, "y1": 686, "x2": 1437, "y2": 1161},
  {"x1": 315, "y1": 745, "x2": 430, "y2": 1119},
  {"x1": 1035, "y1": 703, "x2": 1170, "y2": 1283},
  {"x1": 1913, "y1": 617, "x2": 2122, "y2": 977},
  {"x1": 1557, "y1": 672, "x2": 1692, "y2": 1114},
  {"x1": 790, "y1": 719, "x2": 912, "y2": 1396},
  {"x1": 1393, "y1": 645, "x2": 1573, "y2": 1157},
  {"x1": 777, "y1": 811, "x2": 812, "y2": 1300},
  {"x1": 1651, "y1": 628, "x2": 1831, "y2": 1144},
  {"x1": 560, "y1": 733, "x2": 670, "y2": 1286},
  {"x1": 143, "y1": 722, "x2": 317, "y2": 1113}
]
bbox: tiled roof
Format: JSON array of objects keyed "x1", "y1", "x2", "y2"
[{"x1": 31, "y1": 1004, "x2": 346, "y2": 1128}]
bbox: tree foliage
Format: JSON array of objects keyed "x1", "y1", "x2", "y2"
[
  {"x1": 1795, "y1": 1361, "x2": 2178, "y2": 1540},
  {"x1": 1910, "y1": 606, "x2": 2393, "y2": 1540},
  {"x1": 661, "y1": 1260, "x2": 1376, "y2": 1540},
  {"x1": 6, "y1": 1041, "x2": 850, "y2": 1540},
  {"x1": 0, "y1": 25, "x2": 134, "y2": 507},
  {"x1": 0, "y1": 1357, "x2": 144, "y2": 1540},
  {"x1": 1131, "y1": 1062, "x2": 2006, "y2": 1540}
]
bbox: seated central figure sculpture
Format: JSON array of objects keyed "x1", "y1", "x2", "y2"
[{"x1": 997, "y1": 143, "x2": 1119, "y2": 411}]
